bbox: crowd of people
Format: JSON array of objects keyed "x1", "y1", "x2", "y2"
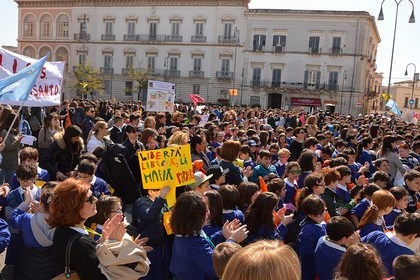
[{"x1": 0, "y1": 100, "x2": 419, "y2": 280}]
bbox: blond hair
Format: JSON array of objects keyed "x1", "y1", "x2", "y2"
[
  {"x1": 221, "y1": 240, "x2": 301, "y2": 280},
  {"x1": 167, "y1": 130, "x2": 189, "y2": 146},
  {"x1": 86, "y1": 120, "x2": 107, "y2": 143}
]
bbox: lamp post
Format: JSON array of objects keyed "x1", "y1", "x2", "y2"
[
  {"x1": 232, "y1": 26, "x2": 239, "y2": 106},
  {"x1": 378, "y1": 0, "x2": 415, "y2": 101},
  {"x1": 404, "y1": 63, "x2": 417, "y2": 110},
  {"x1": 81, "y1": 12, "x2": 87, "y2": 101},
  {"x1": 340, "y1": 70, "x2": 347, "y2": 114}
]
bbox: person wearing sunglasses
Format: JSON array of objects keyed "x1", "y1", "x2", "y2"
[{"x1": 81, "y1": 105, "x2": 96, "y2": 143}]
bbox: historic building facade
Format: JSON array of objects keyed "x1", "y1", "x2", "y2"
[{"x1": 15, "y1": 0, "x2": 381, "y2": 115}]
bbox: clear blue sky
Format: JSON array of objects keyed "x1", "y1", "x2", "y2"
[{"x1": 1, "y1": 0, "x2": 419, "y2": 85}]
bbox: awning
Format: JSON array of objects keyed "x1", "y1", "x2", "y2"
[{"x1": 291, "y1": 97, "x2": 322, "y2": 106}]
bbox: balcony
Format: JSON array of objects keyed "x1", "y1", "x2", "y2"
[
  {"x1": 330, "y1": 47, "x2": 342, "y2": 55},
  {"x1": 100, "y1": 67, "x2": 114, "y2": 75},
  {"x1": 270, "y1": 81, "x2": 282, "y2": 88},
  {"x1": 273, "y1": 46, "x2": 284, "y2": 53},
  {"x1": 216, "y1": 71, "x2": 234, "y2": 79},
  {"x1": 191, "y1": 35, "x2": 206, "y2": 42},
  {"x1": 148, "y1": 68, "x2": 165, "y2": 76},
  {"x1": 167, "y1": 35, "x2": 182, "y2": 42},
  {"x1": 308, "y1": 47, "x2": 322, "y2": 55},
  {"x1": 124, "y1": 34, "x2": 138, "y2": 41},
  {"x1": 164, "y1": 69, "x2": 180, "y2": 78},
  {"x1": 326, "y1": 84, "x2": 339, "y2": 91},
  {"x1": 218, "y1": 35, "x2": 238, "y2": 44},
  {"x1": 189, "y1": 70, "x2": 204, "y2": 78},
  {"x1": 101, "y1": 34, "x2": 115, "y2": 41},
  {"x1": 250, "y1": 80, "x2": 262, "y2": 87},
  {"x1": 138, "y1": 34, "x2": 166, "y2": 42},
  {"x1": 74, "y1": 33, "x2": 91, "y2": 41},
  {"x1": 253, "y1": 45, "x2": 265, "y2": 52}
]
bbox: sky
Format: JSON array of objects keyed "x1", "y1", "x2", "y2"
[{"x1": 1, "y1": 0, "x2": 419, "y2": 85}]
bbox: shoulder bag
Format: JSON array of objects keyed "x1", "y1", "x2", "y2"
[{"x1": 52, "y1": 235, "x2": 81, "y2": 280}]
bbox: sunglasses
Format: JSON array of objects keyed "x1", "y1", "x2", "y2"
[
  {"x1": 127, "y1": 130, "x2": 138, "y2": 134},
  {"x1": 85, "y1": 194, "x2": 96, "y2": 204},
  {"x1": 289, "y1": 169, "x2": 301, "y2": 174},
  {"x1": 110, "y1": 208, "x2": 123, "y2": 214}
]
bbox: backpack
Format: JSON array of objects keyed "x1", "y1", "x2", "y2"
[
  {"x1": 283, "y1": 212, "x2": 315, "y2": 250},
  {"x1": 71, "y1": 108, "x2": 84, "y2": 127}
]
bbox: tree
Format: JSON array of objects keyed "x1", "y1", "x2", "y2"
[
  {"x1": 73, "y1": 64, "x2": 105, "y2": 99},
  {"x1": 126, "y1": 63, "x2": 153, "y2": 102}
]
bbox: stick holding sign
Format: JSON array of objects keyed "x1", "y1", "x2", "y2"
[{"x1": 138, "y1": 144, "x2": 194, "y2": 207}]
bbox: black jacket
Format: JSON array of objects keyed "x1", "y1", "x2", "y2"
[{"x1": 134, "y1": 196, "x2": 166, "y2": 246}]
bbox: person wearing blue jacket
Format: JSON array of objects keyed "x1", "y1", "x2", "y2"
[
  {"x1": 314, "y1": 216, "x2": 360, "y2": 280},
  {"x1": 296, "y1": 195, "x2": 327, "y2": 280},
  {"x1": 77, "y1": 159, "x2": 110, "y2": 198},
  {"x1": 362, "y1": 212, "x2": 420, "y2": 276},
  {"x1": 249, "y1": 150, "x2": 279, "y2": 187},
  {"x1": 169, "y1": 192, "x2": 248, "y2": 280}
]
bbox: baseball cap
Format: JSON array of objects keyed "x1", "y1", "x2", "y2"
[
  {"x1": 207, "y1": 165, "x2": 229, "y2": 179},
  {"x1": 189, "y1": 171, "x2": 213, "y2": 189},
  {"x1": 248, "y1": 140, "x2": 258, "y2": 147}
]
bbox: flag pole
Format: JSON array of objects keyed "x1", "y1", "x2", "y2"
[{"x1": 2, "y1": 101, "x2": 25, "y2": 142}]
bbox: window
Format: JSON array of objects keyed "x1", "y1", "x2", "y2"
[
  {"x1": 273, "y1": 35, "x2": 286, "y2": 52},
  {"x1": 253, "y1": 35, "x2": 266, "y2": 51},
  {"x1": 193, "y1": 85, "x2": 200, "y2": 94},
  {"x1": 221, "y1": 59, "x2": 230, "y2": 72},
  {"x1": 252, "y1": 68, "x2": 261, "y2": 86},
  {"x1": 170, "y1": 57, "x2": 178, "y2": 70},
  {"x1": 196, "y1": 23, "x2": 204, "y2": 36},
  {"x1": 272, "y1": 69, "x2": 282, "y2": 87},
  {"x1": 105, "y1": 22, "x2": 113, "y2": 34},
  {"x1": 309, "y1": 36, "x2": 320, "y2": 54},
  {"x1": 104, "y1": 55, "x2": 113, "y2": 68},
  {"x1": 128, "y1": 22, "x2": 135, "y2": 35},
  {"x1": 41, "y1": 21, "x2": 51, "y2": 37},
  {"x1": 125, "y1": 81, "x2": 133, "y2": 96},
  {"x1": 328, "y1": 71, "x2": 339, "y2": 90},
  {"x1": 147, "y1": 56, "x2": 155, "y2": 69},
  {"x1": 224, "y1": 23, "x2": 233, "y2": 38},
  {"x1": 304, "y1": 70, "x2": 321, "y2": 89},
  {"x1": 193, "y1": 58, "x2": 202, "y2": 71},
  {"x1": 416, "y1": 98, "x2": 419, "y2": 109},
  {"x1": 104, "y1": 80, "x2": 112, "y2": 96},
  {"x1": 24, "y1": 22, "x2": 35, "y2": 37},
  {"x1": 126, "y1": 56, "x2": 133, "y2": 69},
  {"x1": 78, "y1": 54, "x2": 86, "y2": 65},
  {"x1": 405, "y1": 97, "x2": 409, "y2": 108},
  {"x1": 332, "y1": 37, "x2": 341, "y2": 54},
  {"x1": 149, "y1": 22, "x2": 157, "y2": 36},
  {"x1": 57, "y1": 15, "x2": 69, "y2": 38},
  {"x1": 172, "y1": 22, "x2": 180, "y2": 35}
]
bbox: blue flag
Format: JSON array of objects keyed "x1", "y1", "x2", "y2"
[
  {"x1": 386, "y1": 99, "x2": 401, "y2": 115},
  {"x1": 0, "y1": 53, "x2": 49, "y2": 103}
]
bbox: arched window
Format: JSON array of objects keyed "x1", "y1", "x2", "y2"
[
  {"x1": 23, "y1": 14, "x2": 36, "y2": 38},
  {"x1": 56, "y1": 46, "x2": 69, "y2": 72},
  {"x1": 39, "y1": 46, "x2": 52, "y2": 61},
  {"x1": 22, "y1": 46, "x2": 36, "y2": 58},
  {"x1": 40, "y1": 14, "x2": 53, "y2": 38},
  {"x1": 57, "y1": 14, "x2": 70, "y2": 38}
]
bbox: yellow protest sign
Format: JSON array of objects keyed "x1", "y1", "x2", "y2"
[{"x1": 138, "y1": 144, "x2": 194, "y2": 190}]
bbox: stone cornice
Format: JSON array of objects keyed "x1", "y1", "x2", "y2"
[{"x1": 16, "y1": 0, "x2": 250, "y2": 7}]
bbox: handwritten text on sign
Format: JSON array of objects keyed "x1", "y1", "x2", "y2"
[{"x1": 138, "y1": 144, "x2": 194, "y2": 189}]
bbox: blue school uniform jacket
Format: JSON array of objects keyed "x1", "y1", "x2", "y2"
[
  {"x1": 10, "y1": 167, "x2": 50, "y2": 190},
  {"x1": 358, "y1": 150, "x2": 375, "y2": 174},
  {"x1": 350, "y1": 198, "x2": 371, "y2": 220},
  {"x1": 90, "y1": 175, "x2": 111, "y2": 198},
  {"x1": 296, "y1": 221, "x2": 327, "y2": 280},
  {"x1": 284, "y1": 178, "x2": 298, "y2": 204},
  {"x1": 359, "y1": 221, "x2": 385, "y2": 238},
  {"x1": 170, "y1": 233, "x2": 218, "y2": 280},
  {"x1": 362, "y1": 231, "x2": 414, "y2": 276},
  {"x1": 384, "y1": 209, "x2": 403, "y2": 228},
  {"x1": 246, "y1": 224, "x2": 280, "y2": 244},
  {"x1": 222, "y1": 208, "x2": 244, "y2": 224},
  {"x1": 314, "y1": 236, "x2": 346, "y2": 280}
]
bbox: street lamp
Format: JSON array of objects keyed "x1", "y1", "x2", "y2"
[
  {"x1": 340, "y1": 70, "x2": 347, "y2": 114},
  {"x1": 232, "y1": 26, "x2": 239, "y2": 106},
  {"x1": 404, "y1": 63, "x2": 417, "y2": 110},
  {"x1": 378, "y1": 0, "x2": 415, "y2": 101},
  {"x1": 81, "y1": 12, "x2": 87, "y2": 101}
]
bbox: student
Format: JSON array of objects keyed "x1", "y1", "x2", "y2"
[
  {"x1": 239, "y1": 145, "x2": 255, "y2": 169},
  {"x1": 219, "y1": 185, "x2": 244, "y2": 223},
  {"x1": 4, "y1": 162, "x2": 41, "y2": 278},
  {"x1": 320, "y1": 167, "x2": 344, "y2": 217},
  {"x1": 343, "y1": 147, "x2": 365, "y2": 184},
  {"x1": 392, "y1": 255, "x2": 420, "y2": 280},
  {"x1": 203, "y1": 191, "x2": 225, "y2": 245},
  {"x1": 134, "y1": 186, "x2": 171, "y2": 280},
  {"x1": 244, "y1": 192, "x2": 280, "y2": 244},
  {"x1": 295, "y1": 173, "x2": 325, "y2": 211},
  {"x1": 76, "y1": 159, "x2": 110, "y2": 198},
  {"x1": 384, "y1": 187, "x2": 409, "y2": 227},
  {"x1": 10, "y1": 147, "x2": 50, "y2": 190},
  {"x1": 237, "y1": 182, "x2": 260, "y2": 214},
  {"x1": 267, "y1": 178, "x2": 286, "y2": 211},
  {"x1": 283, "y1": 162, "x2": 301, "y2": 204},
  {"x1": 296, "y1": 195, "x2": 327, "y2": 280},
  {"x1": 274, "y1": 148, "x2": 290, "y2": 178},
  {"x1": 207, "y1": 165, "x2": 229, "y2": 190},
  {"x1": 334, "y1": 243, "x2": 385, "y2": 280},
  {"x1": 362, "y1": 212, "x2": 420, "y2": 276},
  {"x1": 212, "y1": 242, "x2": 242, "y2": 279},
  {"x1": 357, "y1": 190, "x2": 395, "y2": 238},
  {"x1": 335, "y1": 165, "x2": 354, "y2": 212},
  {"x1": 370, "y1": 170, "x2": 392, "y2": 190},
  {"x1": 401, "y1": 169, "x2": 420, "y2": 213},
  {"x1": 221, "y1": 240, "x2": 301, "y2": 280},
  {"x1": 314, "y1": 216, "x2": 360, "y2": 280},
  {"x1": 189, "y1": 171, "x2": 213, "y2": 195},
  {"x1": 249, "y1": 150, "x2": 279, "y2": 186},
  {"x1": 350, "y1": 183, "x2": 381, "y2": 227}
]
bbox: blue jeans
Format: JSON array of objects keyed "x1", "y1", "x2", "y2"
[{"x1": 0, "y1": 168, "x2": 16, "y2": 185}]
